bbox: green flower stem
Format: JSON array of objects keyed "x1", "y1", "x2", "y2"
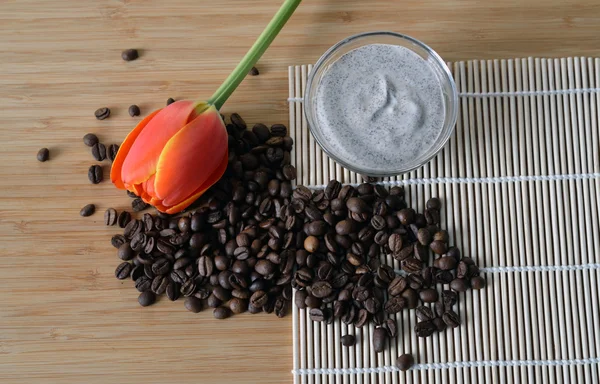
[{"x1": 206, "y1": 0, "x2": 301, "y2": 110}]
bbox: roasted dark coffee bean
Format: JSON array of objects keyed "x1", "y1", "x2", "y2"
[
  {"x1": 270, "y1": 123, "x2": 287, "y2": 137},
  {"x1": 311, "y1": 281, "x2": 333, "y2": 298},
  {"x1": 416, "y1": 306, "x2": 434, "y2": 321},
  {"x1": 138, "y1": 291, "x2": 156, "y2": 307},
  {"x1": 371, "y1": 215, "x2": 386, "y2": 230},
  {"x1": 396, "y1": 354, "x2": 415, "y2": 371},
  {"x1": 397, "y1": 208, "x2": 415, "y2": 225},
  {"x1": 354, "y1": 308, "x2": 368, "y2": 328},
  {"x1": 402, "y1": 288, "x2": 419, "y2": 309},
  {"x1": 419, "y1": 288, "x2": 439, "y2": 303},
  {"x1": 184, "y1": 297, "x2": 203, "y2": 313},
  {"x1": 432, "y1": 317, "x2": 446, "y2": 332},
  {"x1": 91, "y1": 142, "x2": 106, "y2": 161},
  {"x1": 401, "y1": 257, "x2": 423, "y2": 274},
  {"x1": 442, "y1": 290, "x2": 458, "y2": 307},
  {"x1": 180, "y1": 278, "x2": 197, "y2": 297},
  {"x1": 103, "y1": 208, "x2": 117, "y2": 226},
  {"x1": 115, "y1": 262, "x2": 132, "y2": 280},
  {"x1": 111, "y1": 235, "x2": 126, "y2": 249},
  {"x1": 255, "y1": 259, "x2": 276, "y2": 276},
  {"x1": 206, "y1": 293, "x2": 221, "y2": 308},
  {"x1": 309, "y1": 308, "x2": 325, "y2": 322},
  {"x1": 151, "y1": 275, "x2": 169, "y2": 295},
  {"x1": 37, "y1": 147, "x2": 50, "y2": 162},
  {"x1": 435, "y1": 270, "x2": 454, "y2": 284},
  {"x1": 434, "y1": 230, "x2": 449, "y2": 243},
  {"x1": 80, "y1": 203, "x2": 95, "y2": 217},
  {"x1": 388, "y1": 276, "x2": 407, "y2": 296},
  {"x1": 132, "y1": 197, "x2": 149, "y2": 212},
  {"x1": 415, "y1": 320, "x2": 436, "y2": 337},
  {"x1": 166, "y1": 97, "x2": 175, "y2": 105},
  {"x1": 197, "y1": 255, "x2": 213, "y2": 277},
  {"x1": 305, "y1": 295, "x2": 321, "y2": 309},
  {"x1": 335, "y1": 219, "x2": 354, "y2": 236},
  {"x1": 450, "y1": 278, "x2": 469, "y2": 292},
  {"x1": 166, "y1": 281, "x2": 180, "y2": 301},
  {"x1": 430, "y1": 240, "x2": 447, "y2": 255},
  {"x1": 83, "y1": 133, "x2": 99, "y2": 147},
  {"x1": 127, "y1": 104, "x2": 141, "y2": 117},
  {"x1": 152, "y1": 258, "x2": 170, "y2": 275},
  {"x1": 274, "y1": 296, "x2": 288, "y2": 318},
  {"x1": 427, "y1": 197, "x2": 442, "y2": 210},
  {"x1": 417, "y1": 228, "x2": 432, "y2": 245},
  {"x1": 88, "y1": 165, "x2": 103, "y2": 184},
  {"x1": 250, "y1": 290, "x2": 268, "y2": 308},
  {"x1": 341, "y1": 334, "x2": 356, "y2": 347},
  {"x1": 229, "y1": 113, "x2": 246, "y2": 131},
  {"x1": 252, "y1": 123, "x2": 270, "y2": 142},
  {"x1": 325, "y1": 180, "x2": 342, "y2": 199},
  {"x1": 388, "y1": 233, "x2": 403, "y2": 255},
  {"x1": 294, "y1": 290, "x2": 308, "y2": 309},
  {"x1": 443, "y1": 310, "x2": 460, "y2": 328},
  {"x1": 211, "y1": 286, "x2": 230, "y2": 302},
  {"x1": 230, "y1": 297, "x2": 248, "y2": 314},
  {"x1": 121, "y1": 48, "x2": 138, "y2": 61},
  {"x1": 94, "y1": 107, "x2": 110, "y2": 120},
  {"x1": 393, "y1": 245, "x2": 413, "y2": 262},
  {"x1": 346, "y1": 197, "x2": 368, "y2": 214},
  {"x1": 117, "y1": 211, "x2": 131, "y2": 228},
  {"x1": 434, "y1": 256, "x2": 457, "y2": 270},
  {"x1": 282, "y1": 164, "x2": 296, "y2": 181},
  {"x1": 385, "y1": 296, "x2": 407, "y2": 314},
  {"x1": 129, "y1": 233, "x2": 146, "y2": 252},
  {"x1": 364, "y1": 297, "x2": 381, "y2": 314},
  {"x1": 373, "y1": 327, "x2": 387, "y2": 353},
  {"x1": 117, "y1": 242, "x2": 134, "y2": 261},
  {"x1": 381, "y1": 318, "x2": 397, "y2": 338},
  {"x1": 425, "y1": 209, "x2": 440, "y2": 225},
  {"x1": 135, "y1": 276, "x2": 152, "y2": 292},
  {"x1": 471, "y1": 276, "x2": 486, "y2": 289},
  {"x1": 407, "y1": 274, "x2": 424, "y2": 290}
]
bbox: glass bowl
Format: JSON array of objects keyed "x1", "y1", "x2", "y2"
[{"x1": 304, "y1": 31, "x2": 458, "y2": 177}]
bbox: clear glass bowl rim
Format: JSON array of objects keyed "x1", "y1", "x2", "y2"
[{"x1": 304, "y1": 31, "x2": 459, "y2": 177}]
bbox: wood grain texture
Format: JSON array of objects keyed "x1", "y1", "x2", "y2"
[{"x1": 0, "y1": 1, "x2": 599, "y2": 383}]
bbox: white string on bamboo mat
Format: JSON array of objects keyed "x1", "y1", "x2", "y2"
[
  {"x1": 292, "y1": 357, "x2": 600, "y2": 375},
  {"x1": 287, "y1": 86, "x2": 600, "y2": 102},
  {"x1": 301, "y1": 172, "x2": 600, "y2": 190},
  {"x1": 393, "y1": 262, "x2": 600, "y2": 276}
]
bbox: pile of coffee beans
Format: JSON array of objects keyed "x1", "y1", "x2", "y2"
[{"x1": 105, "y1": 113, "x2": 485, "y2": 358}]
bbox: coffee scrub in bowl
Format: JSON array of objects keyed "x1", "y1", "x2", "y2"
[{"x1": 305, "y1": 31, "x2": 458, "y2": 177}]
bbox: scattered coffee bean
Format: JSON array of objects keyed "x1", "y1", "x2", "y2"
[
  {"x1": 132, "y1": 198, "x2": 149, "y2": 212},
  {"x1": 88, "y1": 165, "x2": 103, "y2": 184},
  {"x1": 248, "y1": 66, "x2": 260, "y2": 76},
  {"x1": 104, "y1": 208, "x2": 117, "y2": 226},
  {"x1": 37, "y1": 148, "x2": 49, "y2": 162},
  {"x1": 94, "y1": 107, "x2": 110, "y2": 120},
  {"x1": 117, "y1": 211, "x2": 131, "y2": 228},
  {"x1": 80, "y1": 203, "x2": 95, "y2": 217},
  {"x1": 83, "y1": 133, "x2": 99, "y2": 147},
  {"x1": 128, "y1": 104, "x2": 140, "y2": 117},
  {"x1": 91, "y1": 143, "x2": 106, "y2": 161},
  {"x1": 341, "y1": 334, "x2": 356, "y2": 347},
  {"x1": 396, "y1": 353, "x2": 414, "y2": 371},
  {"x1": 471, "y1": 276, "x2": 486, "y2": 290},
  {"x1": 108, "y1": 144, "x2": 119, "y2": 162},
  {"x1": 450, "y1": 278, "x2": 469, "y2": 292},
  {"x1": 138, "y1": 291, "x2": 156, "y2": 307},
  {"x1": 443, "y1": 310, "x2": 460, "y2": 328},
  {"x1": 373, "y1": 327, "x2": 387, "y2": 353},
  {"x1": 115, "y1": 262, "x2": 132, "y2": 280},
  {"x1": 270, "y1": 124, "x2": 287, "y2": 137},
  {"x1": 166, "y1": 98, "x2": 175, "y2": 106},
  {"x1": 121, "y1": 49, "x2": 139, "y2": 61},
  {"x1": 117, "y1": 242, "x2": 134, "y2": 261},
  {"x1": 184, "y1": 297, "x2": 203, "y2": 313},
  {"x1": 214, "y1": 307, "x2": 232, "y2": 319}
]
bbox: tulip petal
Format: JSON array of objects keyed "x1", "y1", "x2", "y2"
[
  {"x1": 111, "y1": 109, "x2": 161, "y2": 189},
  {"x1": 163, "y1": 150, "x2": 229, "y2": 214},
  {"x1": 154, "y1": 105, "x2": 228, "y2": 207},
  {"x1": 121, "y1": 100, "x2": 196, "y2": 186}
]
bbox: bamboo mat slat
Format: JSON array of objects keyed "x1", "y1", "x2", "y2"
[{"x1": 288, "y1": 58, "x2": 600, "y2": 384}]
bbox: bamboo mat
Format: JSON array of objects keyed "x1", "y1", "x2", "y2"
[{"x1": 287, "y1": 58, "x2": 600, "y2": 384}]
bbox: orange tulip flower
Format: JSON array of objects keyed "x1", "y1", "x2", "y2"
[{"x1": 110, "y1": 0, "x2": 301, "y2": 214}]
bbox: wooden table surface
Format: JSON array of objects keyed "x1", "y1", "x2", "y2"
[{"x1": 1, "y1": 1, "x2": 599, "y2": 383}]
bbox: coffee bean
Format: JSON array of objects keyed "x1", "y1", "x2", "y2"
[
  {"x1": 415, "y1": 320, "x2": 436, "y2": 337},
  {"x1": 252, "y1": 123, "x2": 271, "y2": 142},
  {"x1": 151, "y1": 275, "x2": 169, "y2": 295},
  {"x1": 311, "y1": 281, "x2": 333, "y2": 299},
  {"x1": 430, "y1": 240, "x2": 447, "y2": 255},
  {"x1": 111, "y1": 234, "x2": 126, "y2": 248},
  {"x1": 248, "y1": 66, "x2": 260, "y2": 76},
  {"x1": 255, "y1": 259, "x2": 275, "y2": 276},
  {"x1": 121, "y1": 48, "x2": 139, "y2": 61},
  {"x1": 434, "y1": 256, "x2": 457, "y2": 270},
  {"x1": 388, "y1": 233, "x2": 403, "y2": 255},
  {"x1": 88, "y1": 165, "x2": 103, "y2": 184},
  {"x1": 397, "y1": 208, "x2": 415, "y2": 225},
  {"x1": 426, "y1": 197, "x2": 442, "y2": 210},
  {"x1": 83, "y1": 133, "x2": 99, "y2": 147},
  {"x1": 304, "y1": 236, "x2": 319, "y2": 253},
  {"x1": 166, "y1": 281, "x2": 180, "y2": 301},
  {"x1": 450, "y1": 278, "x2": 469, "y2": 292},
  {"x1": 270, "y1": 123, "x2": 287, "y2": 137},
  {"x1": 415, "y1": 306, "x2": 434, "y2": 321},
  {"x1": 305, "y1": 295, "x2": 321, "y2": 309},
  {"x1": 135, "y1": 276, "x2": 152, "y2": 292},
  {"x1": 396, "y1": 354, "x2": 414, "y2": 371},
  {"x1": 80, "y1": 203, "x2": 95, "y2": 217},
  {"x1": 94, "y1": 107, "x2": 110, "y2": 120},
  {"x1": 108, "y1": 144, "x2": 119, "y2": 162},
  {"x1": 230, "y1": 113, "x2": 247, "y2": 131},
  {"x1": 184, "y1": 297, "x2": 203, "y2": 313},
  {"x1": 128, "y1": 104, "x2": 140, "y2": 117},
  {"x1": 250, "y1": 290, "x2": 268, "y2": 307},
  {"x1": 138, "y1": 291, "x2": 156, "y2": 307},
  {"x1": 166, "y1": 98, "x2": 175, "y2": 105},
  {"x1": 341, "y1": 334, "x2": 356, "y2": 347},
  {"x1": 309, "y1": 308, "x2": 325, "y2": 322},
  {"x1": 104, "y1": 208, "x2": 117, "y2": 226},
  {"x1": 443, "y1": 310, "x2": 460, "y2": 328},
  {"x1": 37, "y1": 147, "x2": 49, "y2": 162},
  {"x1": 434, "y1": 230, "x2": 449, "y2": 243},
  {"x1": 373, "y1": 327, "x2": 387, "y2": 353},
  {"x1": 401, "y1": 257, "x2": 423, "y2": 274},
  {"x1": 132, "y1": 197, "x2": 149, "y2": 212},
  {"x1": 419, "y1": 288, "x2": 438, "y2": 303},
  {"x1": 117, "y1": 242, "x2": 134, "y2": 261},
  {"x1": 115, "y1": 262, "x2": 132, "y2": 280},
  {"x1": 385, "y1": 296, "x2": 407, "y2": 314},
  {"x1": 417, "y1": 228, "x2": 432, "y2": 246},
  {"x1": 388, "y1": 276, "x2": 407, "y2": 296},
  {"x1": 402, "y1": 288, "x2": 419, "y2": 309},
  {"x1": 295, "y1": 290, "x2": 308, "y2": 309},
  {"x1": 91, "y1": 143, "x2": 106, "y2": 161},
  {"x1": 471, "y1": 276, "x2": 486, "y2": 289},
  {"x1": 229, "y1": 297, "x2": 248, "y2": 314}
]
